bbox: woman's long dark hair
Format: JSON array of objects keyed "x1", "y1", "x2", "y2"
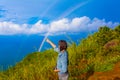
[{"x1": 59, "y1": 40, "x2": 67, "y2": 51}]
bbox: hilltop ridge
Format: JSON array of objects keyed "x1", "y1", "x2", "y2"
[{"x1": 0, "y1": 25, "x2": 120, "y2": 80}]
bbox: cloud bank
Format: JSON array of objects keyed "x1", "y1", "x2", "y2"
[{"x1": 0, "y1": 16, "x2": 119, "y2": 35}]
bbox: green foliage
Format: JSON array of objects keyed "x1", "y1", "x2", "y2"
[
  {"x1": 93, "y1": 26, "x2": 114, "y2": 46},
  {"x1": 114, "y1": 25, "x2": 120, "y2": 39},
  {"x1": 0, "y1": 25, "x2": 120, "y2": 80}
]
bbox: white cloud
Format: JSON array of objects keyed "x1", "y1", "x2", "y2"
[
  {"x1": 0, "y1": 22, "x2": 27, "y2": 35},
  {"x1": 0, "y1": 16, "x2": 119, "y2": 35},
  {"x1": 29, "y1": 20, "x2": 49, "y2": 34}
]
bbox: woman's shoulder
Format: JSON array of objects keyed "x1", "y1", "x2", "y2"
[{"x1": 62, "y1": 51, "x2": 68, "y2": 56}]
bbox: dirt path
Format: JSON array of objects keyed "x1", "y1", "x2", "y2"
[{"x1": 88, "y1": 62, "x2": 120, "y2": 80}]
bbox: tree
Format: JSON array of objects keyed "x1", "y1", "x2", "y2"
[
  {"x1": 114, "y1": 25, "x2": 120, "y2": 39},
  {"x1": 93, "y1": 26, "x2": 113, "y2": 46}
]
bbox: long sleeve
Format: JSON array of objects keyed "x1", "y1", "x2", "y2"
[{"x1": 54, "y1": 47, "x2": 60, "y2": 53}]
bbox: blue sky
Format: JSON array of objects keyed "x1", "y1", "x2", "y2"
[{"x1": 0, "y1": 0, "x2": 120, "y2": 35}]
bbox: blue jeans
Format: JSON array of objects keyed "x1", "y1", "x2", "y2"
[{"x1": 58, "y1": 73, "x2": 69, "y2": 80}]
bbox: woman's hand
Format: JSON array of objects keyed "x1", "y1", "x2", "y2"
[
  {"x1": 46, "y1": 38, "x2": 56, "y2": 48},
  {"x1": 54, "y1": 69, "x2": 60, "y2": 72},
  {"x1": 46, "y1": 38, "x2": 50, "y2": 43}
]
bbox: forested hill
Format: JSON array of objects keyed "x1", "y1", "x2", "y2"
[{"x1": 0, "y1": 25, "x2": 120, "y2": 80}]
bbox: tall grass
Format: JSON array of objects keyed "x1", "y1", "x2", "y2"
[{"x1": 0, "y1": 44, "x2": 119, "y2": 80}]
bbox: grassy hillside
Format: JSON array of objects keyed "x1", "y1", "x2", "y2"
[{"x1": 0, "y1": 25, "x2": 120, "y2": 80}]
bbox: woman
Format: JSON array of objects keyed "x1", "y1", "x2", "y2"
[{"x1": 46, "y1": 38, "x2": 69, "y2": 80}]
